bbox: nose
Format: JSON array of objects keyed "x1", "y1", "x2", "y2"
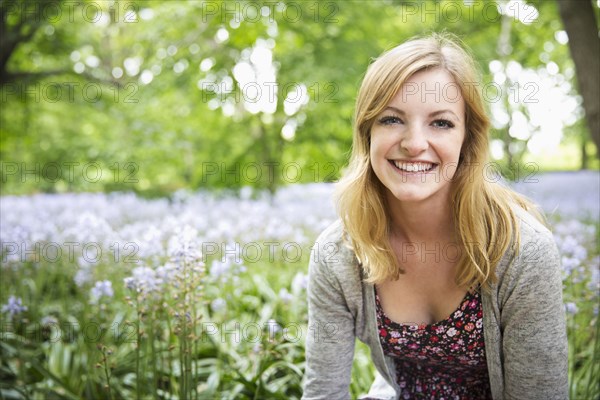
[{"x1": 400, "y1": 124, "x2": 428, "y2": 155}]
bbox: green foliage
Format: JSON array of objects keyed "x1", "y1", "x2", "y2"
[
  {"x1": 0, "y1": 239, "x2": 308, "y2": 399},
  {"x1": 1, "y1": 210, "x2": 598, "y2": 398},
  {"x1": 1, "y1": 0, "x2": 597, "y2": 196}
]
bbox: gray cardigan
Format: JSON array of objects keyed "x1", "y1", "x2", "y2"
[{"x1": 302, "y1": 207, "x2": 569, "y2": 399}]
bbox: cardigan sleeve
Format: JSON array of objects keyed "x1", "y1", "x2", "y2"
[
  {"x1": 302, "y1": 239, "x2": 357, "y2": 400},
  {"x1": 500, "y1": 226, "x2": 569, "y2": 399}
]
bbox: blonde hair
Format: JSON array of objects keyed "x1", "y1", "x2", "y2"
[{"x1": 334, "y1": 33, "x2": 543, "y2": 292}]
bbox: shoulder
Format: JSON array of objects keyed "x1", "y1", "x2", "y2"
[
  {"x1": 311, "y1": 220, "x2": 360, "y2": 267},
  {"x1": 498, "y1": 204, "x2": 560, "y2": 283},
  {"x1": 513, "y1": 205, "x2": 559, "y2": 263},
  {"x1": 312, "y1": 219, "x2": 345, "y2": 251},
  {"x1": 513, "y1": 205, "x2": 554, "y2": 244},
  {"x1": 309, "y1": 220, "x2": 363, "y2": 286}
]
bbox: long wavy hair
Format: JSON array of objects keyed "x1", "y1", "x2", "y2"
[{"x1": 334, "y1": 33, "x2": 543, "y2": 292}]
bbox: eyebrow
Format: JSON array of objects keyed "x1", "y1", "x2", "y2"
[{"x1": 383, "y1": 106, "x2": 461, "y2": 121}]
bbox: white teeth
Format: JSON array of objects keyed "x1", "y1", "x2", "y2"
[{"x1": 393, "y1": 161, "x2": 434, "y2": 172}]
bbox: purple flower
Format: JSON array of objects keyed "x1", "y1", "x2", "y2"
[
  {"x1": 168, "y1": 226, "x2": 203, "y2": 265},
  {"x1": 564, "y1": 302, "x2": 578, "y2": 315},
  {"x1": 156, "y1": 262, "x2": 178, "y2": 285},
  {"x1": 279, "y1": 288, "x2": 293, "y2": 304},
  {"x1": 265, "y1": 319, "x2": 281, "y2": 339},
  {"x1": 124, "y1": 266, "x2": 161, "y2": 292},
  {"x1": 1, "y1": 296, "x2": 27, "y2": 317},
  {"x1": 589, "y1": 257, "x2": 600, "y2": 293},
  {"x1": 91, "y1": 280, "x2": 114, "y2": 303},
  {"x1": 292, "y1": 272, "x2": 308, "y2": 292},
  {"x1": 210, "y1": 298, "x2": 226, "y2": 312},
  {"x1": 209, "y1": 258, "x2": 231, "y2": 279},
  {"x1": 209, "y1": 255, "x2": 245, "y2": 281}
]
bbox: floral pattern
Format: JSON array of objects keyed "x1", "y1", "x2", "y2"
[{"x1": 375, "y1": 287, "x2": 493, "y2": 399}]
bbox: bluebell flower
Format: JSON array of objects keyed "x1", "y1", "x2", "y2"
[
  {"x1": 279, "y1": 288, "x2": 293, "y2": 304},
  {"x1": 74, "y1": 266, "x2": 93, "y2": 287},
  {"x1": 124, "y1": 266, "x2": 161, "y2": 293},
  {"x1": 168, "y1": 226, "x2": 203, "y2": 265},
  {"x1": 156, "y1": 262, "x2": 178, "y2": 285},
  {"x1": 564, "y1": 302, "x2": 578, "y2": 315},
  {"x1": 561, "y1": 256, "x2": 581, "y2": 276},
  {"x1": 210, "y1": 298, "x2": 226, "y2": 312},
  {"x1": 210, "y1": 255, "x2": 245, "y2": 281},
  {"x1": 589, "y1": 256, "x2": 600, "y2": 293},
  {"x1": 91, "y1": 280, "x2": 114, "y2": 303},
  {"x1": 210, "y1": 258, "x2": 231, "y2": 280},
  {"x1": 252, "y1": 343, "x2": 263, "y2": 353},
  {"x1": 292, "y1": 272, "x2": 309, "y2": 292},
  {"x1": 1, "y1": 296, "x2": 27, "y2": 317},
  {"x1": 559, "y1": 236, "x2": 587, "y2": 261},
  {"x1": 264, "y1": 319, "x2": 282, "y2": 342}
]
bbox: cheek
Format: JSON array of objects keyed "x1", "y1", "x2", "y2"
[
  {"x1": 440, "y1": 137, "x2": 464, "y2": 179},
  {"x1": 442, "y1": 163, "x2": 460, "y2": 181},
  {"x1": 448, "y1": 134, "x2": 466, "y2": 158},
  {"x1": 369, "y1": 132, "x2": 383, "y2": 159},
  {"x1": 369, "y1": 131, "x2": 391, "y2": 155},
  {"x1": 368, "y1": 134, "x2": 389, "y2": 178}
]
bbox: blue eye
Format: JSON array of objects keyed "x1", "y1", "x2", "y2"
[
  {"x1": 432, "y1": 119, "x2": 454, "y2": 129},
  {"x1": 378, "y1": 115, "x2": 403, "y2": 125}
]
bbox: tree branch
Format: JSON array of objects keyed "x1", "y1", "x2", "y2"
[{"x1": 1, "y1": 68, "x2": 124, "y2": 89}]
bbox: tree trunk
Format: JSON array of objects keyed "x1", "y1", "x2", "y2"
[
  {"x1": 581, "y1": 132, "x2": 588, "y2": 169},
  {"x1": 557, "y1": 0, "x2": 600, "y2": 158}
]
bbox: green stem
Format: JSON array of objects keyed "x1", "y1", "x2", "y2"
[
  {"x1": 150, "y1": 308, "x2": 158, "y2": 400},
  {"x1": 568, "y1": 273, "x2": 576, "y2": 400},
  {"x1": 166, "y1": 312, "x2": 174, "y2": 396},
  {"x1": 193, "y1": 305, "x2": 198, "y2": 400},
  {"x1": 136, "y1": 295, "x2": 142, "y2": 400},
  {"x1": 180, "y1": 320, "x2": 188, "y2": 400},
  {"x1": 584, "y1": 313, "x2": 599, "y2": 398},
  {"x1": 102, "y1": 348, "x2": 114, "y2": 400}
]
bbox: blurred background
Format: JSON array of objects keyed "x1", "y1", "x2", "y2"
[
  {"x1": 0, "y1": 1, "x2": 599, "y2": 399},
  {"x1": 1, "y1": 0, "x2": 598, "y2": 196}
]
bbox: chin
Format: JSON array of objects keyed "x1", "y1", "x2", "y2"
[{"x1": 387, "y1": 189, "x2": 429, "y2": 203}]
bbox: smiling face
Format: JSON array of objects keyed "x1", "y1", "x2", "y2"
[{"x1": 369, "y1": 68, "x2": 466, "y2": 206}]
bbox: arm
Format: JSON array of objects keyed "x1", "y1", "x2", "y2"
[
  {"x1": 501, "y1": 232, "x2": 569, "y2": 399},
  {"x1": 302, "y1": 241, "x2": 357, "y2": 400}
]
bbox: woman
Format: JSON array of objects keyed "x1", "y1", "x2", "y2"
[{"x1": 302, "y1": 34, "x2": 568, "y2": 400}]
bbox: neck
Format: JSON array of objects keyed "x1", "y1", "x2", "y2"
[{"x1": 385, "y1": 192, "x2": 456, "y2": 243}]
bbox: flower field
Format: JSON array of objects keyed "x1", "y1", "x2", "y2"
[{"x1": 1, "y1": 172, "x2": 598, "y2": 399}]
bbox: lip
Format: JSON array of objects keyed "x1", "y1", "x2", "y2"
[
  {"x1": 390, "y1": 159, "x2": 438, "y2": 164},
  {"x1": 388, "y1": 159, "x2": 439, "y2": 174}
]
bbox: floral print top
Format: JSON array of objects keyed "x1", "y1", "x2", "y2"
[{"x1": 375, "y1": 287, "x2": 493, "y2": 399}]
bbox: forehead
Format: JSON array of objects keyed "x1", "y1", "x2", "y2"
[{"x1": 388, "y1": 68, "x2": 465, "y2": 112}]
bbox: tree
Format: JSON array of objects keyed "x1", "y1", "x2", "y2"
[
  {"x1": 557, "y1": 0, "x2": 600, "y2": 157},
  {"x1": 0, "y1": 0, "x2": 119, "y2": 86},
  {"x1": 1, "y1": 0, "x2": 596, "y2": 196}
]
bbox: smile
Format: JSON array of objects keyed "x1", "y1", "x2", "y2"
[{"x1": 389, "y1": 160, "x2": 438, "y2": 173}]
